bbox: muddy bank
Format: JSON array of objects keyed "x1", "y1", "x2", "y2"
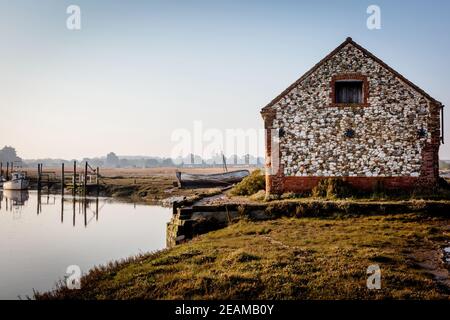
[
  {"x1": 167, "y1": 198, "x2": 450, "y2": 246},
  {"x1": 26, "y1": 174, "x2": 223, "y2": 205}
]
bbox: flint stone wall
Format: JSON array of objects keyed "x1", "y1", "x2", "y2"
[{"x1": 270, "y1": 43, "x2": 436, "y2": 178}]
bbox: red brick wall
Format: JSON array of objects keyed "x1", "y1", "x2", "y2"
[
  {"x1": 417, "y1": 101, "x2": 441, "y2": 187},
  {"x1": 280, "y1": 176, "x2": 419, "y2": 193}
]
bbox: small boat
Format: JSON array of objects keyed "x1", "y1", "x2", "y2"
[
  {"x1": 3, "y1": 172, "x2": 29, "y2": 190},
  {"x1": 176, "y1": 170, "x2": 250, "y2": 188}
]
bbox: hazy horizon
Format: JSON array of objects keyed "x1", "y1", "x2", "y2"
[{"x1": 1, "y1": 0, "x2": 449, "y2": 160}]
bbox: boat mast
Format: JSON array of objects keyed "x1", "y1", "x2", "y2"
[{"x1": 222, "y1": 153, "x2": 228, "y2": 172}]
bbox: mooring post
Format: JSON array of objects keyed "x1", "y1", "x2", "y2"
[
  {"x1": 72, "y1": 196, "x2": 76, "y2": 227},
  {"x1": 6, "y1": 162, "x2": 9, "y2": 180},
  {"x1": 95, "y1": 196, "x2": 99, "y2": 221},
  {"x1": 61, "y1": 163, "x2": 65, "y2": 195},
  {"x1": 96, "y1": 167, "x2": 99, "y2": 196},
  {"x1": 37, "y1": 189, "x2": 41, "y2": 215},
  {"x1": 84, "y1": 199, "x2": 87, "y2": 227},
  {"x1": 73, "y1": 161, "x2": 77, "y2": 196},
  {"x1": 0, "y1": 162, "x2": 3, "y2": 177},
  {"x1": 61, "y1": 195, "x2": 64, "y2": 223},
  {"x1": 11, "y1": 162, "x2": 13, "y2": 173},
  {"x1": 84, "y1": 161, "x2": 88, "y2": 197},
  {"x1": 37, "y1": 163, "x2": 41, "y2": 191}
]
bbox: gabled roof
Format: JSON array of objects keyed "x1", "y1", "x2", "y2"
[{"x1": 261, "y1": 37, "x2": 442, "y2": 114}]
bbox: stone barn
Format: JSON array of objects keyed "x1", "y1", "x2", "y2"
[{"x1": 261, "y1": 37, "x2": 444, "y2": 195}]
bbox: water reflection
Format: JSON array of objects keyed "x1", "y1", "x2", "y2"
[
  {"x1": 0, "y1": 190, "x2": 102, "y2": 228},
  {"x1": 0, "y1": 190, "x2": 171, "y2": 299},
  {"x1": 1, "y1": 190, "x2": 30, "y2": 210},
  {"x1": 59, "y1": 195, "x2": 100, "y2": 227}
]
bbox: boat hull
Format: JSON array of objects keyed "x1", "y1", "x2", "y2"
[
  {"x1": 3, "y1": 179, "x2": 29, "y2": 190},
  {"x1": 176, "y1": 170, "x2": 250, "y2": 188}
]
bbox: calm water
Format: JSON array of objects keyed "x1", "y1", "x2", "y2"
[{"x1": 0, "y1": 190, "x2": 171, "y2": 299}]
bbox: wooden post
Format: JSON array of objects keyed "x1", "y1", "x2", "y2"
[
  {"x1": 222, "y1": 154, "x2": 228, "y2": 172},
  {"x1": 0, "y1": 162, "x2": 2, "y2": 177},
  {"x1": 37, "y1": 164, "x2": 41, "y2": 191},
  {"x1": 96, "y1": 167, "x2": 99, "y2": 196},
  {"x1": 10, "y1": 162, "x2": 13, "y2": 173},
  {"x1": 73, "y1": 161, "x2": 77, "y2": 196},
  {"x1": 95, "y1": 196, "x2": 99, "y2": 221},
  {"x1": 37, "y1": 189, "x2": 41, "y2": 215},
  {"x1": 84, "y1": 199, "x2": 87, "y2": 227},
  {"x1": 72, "y1": 197, "x2": 76, "y2": 226},
  {"x1": 84, "y1": 162, "x2": 88, "y2": 197},
  {"x1": 61, "y1": 163, "x2": 65, "y2": 195},
  {"x1": 6, "y1": 162, "x2": 9, "y2": 180},
  {"x1": 61, "y1": 194, "x2": 64, "y2": 223}
]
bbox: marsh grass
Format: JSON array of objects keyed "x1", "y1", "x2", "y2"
[{"x1": 36, "y1": 213, "x2": 450, "y2": 300}]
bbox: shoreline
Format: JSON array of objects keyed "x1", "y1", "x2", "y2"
[
  {"x1": 36, "y1": 210, "x2": 450, "y2": 300},
  {"x1": 31, "y1": 171, "x2": 450, "y2": 300}
]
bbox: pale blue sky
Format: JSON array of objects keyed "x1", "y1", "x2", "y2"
[{"x1": 1, "y1": 0, "x2": 449, "y2": 159}]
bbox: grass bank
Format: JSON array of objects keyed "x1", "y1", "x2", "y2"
[{"x1": 36, "y1": 212, "x2": 450, "y2": 299}]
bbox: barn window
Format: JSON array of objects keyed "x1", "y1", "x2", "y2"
[{"x1": 334, "y1": 80, "x2": 363, "y2": 104}]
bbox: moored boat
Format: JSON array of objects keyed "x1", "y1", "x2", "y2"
[
  {"x1": 176, "y1": 170, "x2": 250, "y2": 188},
  {"x1": 3, "y1": 172, "x2": 29, "y2": 190}
]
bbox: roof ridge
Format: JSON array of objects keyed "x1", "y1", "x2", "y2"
[
  {"x1": 261, "y1": 37, "x2": 441, "y2": 114},
  {"x1": 347, "y1": 39, "x2": 440, "y2": 104}
]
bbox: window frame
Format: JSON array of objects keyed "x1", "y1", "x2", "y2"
[{"x1": 330, "y1": 73, "x2": 369, "y2": 107}]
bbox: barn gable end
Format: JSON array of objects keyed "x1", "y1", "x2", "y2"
[{"x1": 261, "y1": 38, "x2": 442, "y2": 194}]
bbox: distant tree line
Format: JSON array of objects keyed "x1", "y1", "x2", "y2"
[
  {"x1": 21, "y1": 151, "x2": 264, "y2": 168},
  {"x1": 6, "y1": 144, "x2": 450, "y2": 170},
  {"x1": 0, "y1": 146, "x2": 22, "y2": 165}
]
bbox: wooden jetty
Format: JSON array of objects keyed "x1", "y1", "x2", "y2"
[{"x1": 2, "y1": 161, "x2": 103, "y2": 195}]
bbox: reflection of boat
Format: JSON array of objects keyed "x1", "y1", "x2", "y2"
[
  {"x1": 0, "y1": 176, "x2": 6, "y2": 188},
  {"x1": 176, "y1": 170, "x2": 250, "y2": 188},
  {"x1": 3, "y1": 190, "x2": 29, "y2": 205},
  {"x1": 3, "y1": 172, "x2": 29, "y2": 190}
]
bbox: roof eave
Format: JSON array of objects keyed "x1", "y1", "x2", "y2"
[{"x1": 260, "y1": 37, "x2": 442, "y2": 113}]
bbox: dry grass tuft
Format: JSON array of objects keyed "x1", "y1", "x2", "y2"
[{"x1": 230, "y1": 169, "x2": 265, "y2": 196}]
